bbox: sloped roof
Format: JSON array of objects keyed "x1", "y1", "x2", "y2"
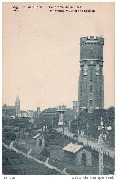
[
  {"x1": 63, "y1": 142, "x2": 83, "y2": 153},
  {"x1": 32, "y1": 133, "x2": 41, "y2": 139},
  {"x1": 32, "y1": 133, "x2": 44, "y2": 139}
]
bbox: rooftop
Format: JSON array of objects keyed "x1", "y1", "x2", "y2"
[
  {"x1": 63, "y1": 142, "x2": 83, "y2": 153},
  {"x1": 32, "y1": 133, "x2": 43, "y2": 139}
]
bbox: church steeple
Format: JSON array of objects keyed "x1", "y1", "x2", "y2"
[{"x1": 15, "y1": 96, "x2": 20, "y2": 116}]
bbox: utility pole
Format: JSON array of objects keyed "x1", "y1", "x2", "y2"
[
  {"x1": 98, "y1": 116, "x2": 112, "y2": 175},
  {"x1": 62, "y1": 112, "x2": 64, "y2": 137},
  {"x1": 77, "y1": 121, "x2": 79, "y2": 142},
  {"x1": 43, "y1": 119, "x2": 46, "y2": 147},
  {"x1": 76, "y1": 107, "x2": 79, "y2": 142},
  {"x1": 98, "y1": 117, "x2": 104, "y2": 175},
  {"x1": 86, "y1": 122, "x2": 89, "y2": 145}
]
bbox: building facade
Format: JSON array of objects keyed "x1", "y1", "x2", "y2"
[
  {"x1": 73, "y1": 101, "x2": 78, "y2": 112},
  {"x1": 78, "y1": 36, "x2": 104, "y2": 113},
  {"x1": 2, "y1": 104, "x2": 16, "y2": 119},
  {"x1": 27, "y1": 110, "x2": 34, "y2": 118}
]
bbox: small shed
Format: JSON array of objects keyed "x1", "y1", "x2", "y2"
[
  {"x1": 63, "y1": 142, "x2": 92, "y2": 166},
  {"x1": 32, "y1": 133, "x2": 45, "y2": 148}
]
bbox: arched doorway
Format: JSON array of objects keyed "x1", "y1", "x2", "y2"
[{"x1": 82, "y1": 153, "x2": 87, "y2": 165}]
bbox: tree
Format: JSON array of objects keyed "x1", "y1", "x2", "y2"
[
  {"x1": 74, "y1": 107, "x2": 115, "y2": 145},
  {"x1": 3, "y1": 130, "x2": 16, "y2": 141}
]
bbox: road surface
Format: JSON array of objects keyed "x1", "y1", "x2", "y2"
[{"x1": 56, "y1": 127, "x2": 115, "y2": 159}]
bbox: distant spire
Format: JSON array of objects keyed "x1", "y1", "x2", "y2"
[
  {"x1": 15, "y1": 92, "x2": 20, "y2": 115},
  {"x1": 16, "y1": 87, "x2": 20, "y2": 98}
]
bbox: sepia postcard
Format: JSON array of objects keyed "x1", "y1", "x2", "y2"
[{"x1": 2, "y1": 1, "x2": 116, "y2": 179}]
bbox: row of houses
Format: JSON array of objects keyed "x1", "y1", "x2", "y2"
[
  {"x1": 2, "y1": 105, "x2": 41, "y2": 119},
  {"x1": 2, "y1": 99, "x2": 78, "y2": 123}
]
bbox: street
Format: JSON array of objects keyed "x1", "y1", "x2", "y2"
[{"x1": 56, "y1": 127, "x2": 115, "y2": 159}]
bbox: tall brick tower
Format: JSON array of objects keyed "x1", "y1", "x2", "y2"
[{"x1": 78, "y1": 36, "x2": 104, "y2": 113}]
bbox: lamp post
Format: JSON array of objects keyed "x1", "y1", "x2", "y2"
[
  {"x1": 43, "y1": 119, "x2": 46, "y2": 147},
  {"x1": 74, "y1": 107, "x2": 79, "y2": 142},
  {"x1": 98, "y1": 116, "x2": 112, "y2": 175},
  {"x1": 76, "y1": 120, "x2": 79, "y2": 142}
]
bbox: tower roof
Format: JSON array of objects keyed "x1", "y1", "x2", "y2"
[{"x1": 80, "y1": 36, "x2": 104, "y2": 45}]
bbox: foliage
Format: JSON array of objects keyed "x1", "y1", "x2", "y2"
[
  {"x1": 70, "y1": 107, "x2": 115, "y2": 145},
  {"x1": 40, "y1": 148, "x2": 50, "y2": 157},
  {"x1": 3, "y1": 129, "x2": 16, "y2": 141}
]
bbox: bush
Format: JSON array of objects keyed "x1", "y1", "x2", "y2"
[{"x1": 40, "y1": 148, "x2": 50, "y2": 157}]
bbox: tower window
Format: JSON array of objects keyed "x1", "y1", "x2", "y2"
[
  {"x1": 80, "y1": 86, "x2": 82, "y2": 93},
  {"x1": 81, "y1": 99, "x2": 82, "y2": 106},
  {"x1": 83, "y1": 64, "x2": 88, "y2": 75},
  {"x1": 96, "y1": 64, "x2": 99, "y2": 71},
  {"x1": 90, "y1": 68, "x2": 92, "y2": 81},
  {"x1": 96, "y1": 64, "x2": 99, "y2": 75},
  {"x1": 90, "y1": 85, "x2": 92, "y2": 93},
  {"x1": 89, "y1": 100, "x2": 92, "y2": 107},
  {"x1": 91, "y1": 48, "x2": 94, "y2": 58}
]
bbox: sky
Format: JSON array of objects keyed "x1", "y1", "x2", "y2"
[{"x1": 2, "y1": 2, "x2": 115, "y2": 111}]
